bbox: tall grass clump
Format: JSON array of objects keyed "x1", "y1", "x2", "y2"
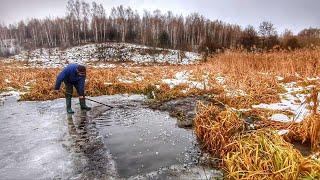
[
  {"x1": 194, "y1": 102, "x2": 320, "y2": 179},
  {"x1": 224, "y1": 130, "x2": 302, "y2": 180},
  {"x1": 194, "y1": 102, "x2": 245, "y2": 158},
  {"x1": 288, "y1": 114, "x2": 320, "y2": 152}
]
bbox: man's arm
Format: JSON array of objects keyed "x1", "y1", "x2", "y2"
[{"x1": 54, "y1": 69, "x2": 67, "y2": 90}]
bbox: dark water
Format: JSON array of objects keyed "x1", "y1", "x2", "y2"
[
  {"x1": 292, "y1": 141, "x2": 312, "y2": 156},
  {"x1": 93, "y1": 99, "x2": 199, "y2": 178}
]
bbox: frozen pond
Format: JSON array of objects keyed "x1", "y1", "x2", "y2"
[
  {"x1": 94, "y1": 96, "x2": 198, "y2": 178},
  {"x1": 0, "y1": 96, "x2": 74, "y2": 179},
  {"x1": 0, "y1": 94, "x2": 221, "y2": 179}
]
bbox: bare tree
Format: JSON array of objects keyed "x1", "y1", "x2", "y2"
[
  {"x1": 81, "y1": 1, "x2": 90, "y2": 43},
  {"x1": 2, "y1": 1, "x2": 304, "y2": 55}
]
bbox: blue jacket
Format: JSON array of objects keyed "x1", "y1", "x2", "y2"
[{"x1": 55, "y1": 64, "x2": 86, "y2": 96}]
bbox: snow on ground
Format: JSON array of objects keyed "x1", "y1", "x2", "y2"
[
  {"x1": 162, "y1": 71, "x2": 209, "y2": 91},
  {"x1": 215, "y1": 75, "x2": 248, "y2": 97},
  {"x1": 0, "y1": 90, "x2": 22, "y2": 104},
  {"x1": 277, "y1": 129, "x2": 290, "y2": 135},
  {"x1": 253, "y1": 79, "x2": 317, "y2": 123},
  {"x1": 0, "y1": 90, "x2": 22, "y2": 98},
  {"x1": 271, "y1": 114, "x2": 290, "y2": 122},
  {"x1": 215, "y1": 76, "x2": 226, "y2": 85},
  {"x1": 7, "y1": 43, "x2": 202, "y2": 68}
]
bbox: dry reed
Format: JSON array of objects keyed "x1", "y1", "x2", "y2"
[
  {"x1": 224, "y1": 129, "x2": 302, "y2": 180},
  {"x1": 223, "y1": 129, "x2": 320, "y2": 180},
  {"x1": 194, "y1": 102, "x2": 245, "y2": 158}
]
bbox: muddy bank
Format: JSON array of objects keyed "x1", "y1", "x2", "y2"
[{"x1": 149, "y1": 95, "x2": 225, "y2": 128}]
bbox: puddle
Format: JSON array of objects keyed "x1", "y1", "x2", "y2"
[
  {"x1": 292, "y1": 141, "x2": 312, "y2": 157},
  {"x1": 149, "y1": 96, "x2": 225, "y2": 128},
  {"x1": 93, "y1": 98, "x2": 200, "y2": 178}
]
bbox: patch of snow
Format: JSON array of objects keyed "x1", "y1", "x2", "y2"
[
  {"x1": 252, "y1": 81, "x2": 314, "y2": 123},
  {"x1": 226, "y1": 89, "x2": 247, "y2": 97},
  {"x1": 91, "y1": 64, "x2": 118, "y2": 68},
  {"x1": 175, "y1": 71, "x2": 190, "y2": 81},
  {"x1": 104, "y1": 82, "x2": 113, "y2": 85},
  {"x1": 276, "y1": 76, "x2": 284, "y2": 81},
  {"x1": 215, "y1": 76, "x2": 225, "y2": 85},
  {"x1": 307, "y1": 77, "x2": 320, "y2": 81},
  {"x1": 271, "y1": 114, "x2": 290, "y2": 122},
  {"x1": 277, "y1": 129, "x2": 289, "y2": 135},
  {"x1": 4, "y1": 79, "x2": 11, "y2": 83},
  {"x1": 162, "y1": 79, "x2": 185, "y2": 89},
  {"x1": 117, "y1": 74, "x2": 144, "y2": 84},
  {"x1": 162, "y1": 71, "x2": 207, "y2": 91},
  {"x1": 118, "y1": 78, "x2": 134, "y2": 84},
  {"x1": 311, "y1": 152, "x2": 320, "y2": 160},
  {"x1": 135, "y1": 76, "x2": 144, "y2": 82},
  {"x1": 0, "y1": 90, "x2": 22, "y2": 99}
]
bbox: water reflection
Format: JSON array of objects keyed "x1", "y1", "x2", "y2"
[
  {"x1": 67, "y1": 110, "x2": 110, "y2": 178},
  {"x1": 67, "y1": 111, "x2": 89, "y2": 153}
]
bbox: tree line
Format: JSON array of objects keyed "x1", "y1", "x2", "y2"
[{"x1": 0, "y1": 0, "x2": 320, "y2": 57}]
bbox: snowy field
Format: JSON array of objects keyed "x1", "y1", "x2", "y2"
[{"x1": 6, "y1": 43, "x2": 202, "y2": 68}]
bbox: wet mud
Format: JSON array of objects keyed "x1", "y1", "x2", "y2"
[{"x1": 149, "y1": 95, "x2": 225, "y2": 128}]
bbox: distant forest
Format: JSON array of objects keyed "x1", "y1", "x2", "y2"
[{"x1": 0, "y1": 0, "x2": 320, "y2": 56}]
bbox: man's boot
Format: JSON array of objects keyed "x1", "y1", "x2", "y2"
[
  {"x1": 79, "y1": 98, "x2": 91, "y2": 111},
  {"x1": 66, "y1": 97, "x2": 75, "y2": 114}
]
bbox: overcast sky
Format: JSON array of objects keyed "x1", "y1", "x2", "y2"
[{"x1": 0, "y1": 0, "x2": 319, "y2": 34}]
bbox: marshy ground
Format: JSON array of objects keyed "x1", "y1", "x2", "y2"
[{"x1": 1, "y1": 47, "x2": 320, "y2": 179}]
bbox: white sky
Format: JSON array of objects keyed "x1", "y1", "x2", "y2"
[{"x1": 0, "y1": 0, "x2": 319, "y2": 34}]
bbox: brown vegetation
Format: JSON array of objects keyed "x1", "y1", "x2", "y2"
[
  {"x1": 1, "y1": 48, "x2": 319, "y2": 104},
  {"x1": 1, "y1": 48, "x2": 320, "y2": 179}
]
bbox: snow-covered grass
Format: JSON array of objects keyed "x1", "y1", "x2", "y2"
[
  {"x1": 253, "y1": 79, "x2": 318, "y2": 123},
  {"x1": 162, "y1": 71, "x2": 209, "y2": 90},
  {"x1": 8, "y1": 43, "x2": 202, "y2": 68}
]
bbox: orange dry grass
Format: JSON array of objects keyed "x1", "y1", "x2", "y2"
[
  {"x1": 0, "y1": 69, "x2": 4, "y2": 91},
  {"x1": 299, "y1": 157, "x2": 320, "y2": 179},
  {"x1": 0, "y1": 64, "x2": 223, "y2": 101},
  {"x1": 205, "y1": 48, "x2": 320, "y2": 108},
  {"x1": 210, "y1": 48, "x2": 320, "y2": 78},
  {"x1": 224, "y1": 130, "x2": 302, "y2": 180},
  {"x1": 288, "y1": 115, "x2": 320, "y2": 152},
  {"x1": 223, "y1": 129, "x2": 320, "y2": 180},
  {"x1": 194, "y1": 102, "x2": 320, "y2": 179},
  {"x1": 194, "y1": 102, "x2": 245, "y2": 158},
  {"x1": 1, "y1": 48, "x2": 319, "y2": 106}
]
